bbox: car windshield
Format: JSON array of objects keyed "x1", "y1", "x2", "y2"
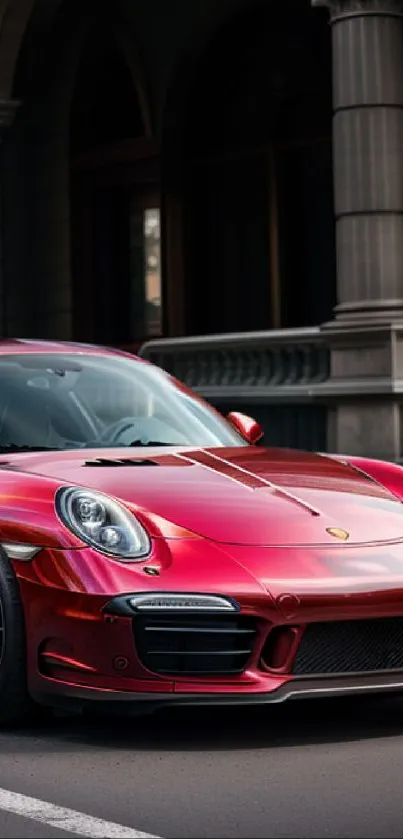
[{"x1": 0, "y1": 352, "x2": 244, "y2": 451}]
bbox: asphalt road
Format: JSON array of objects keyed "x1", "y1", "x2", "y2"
[{"x1": 1, "y1": 694, "x2": 403, "y2": 838}]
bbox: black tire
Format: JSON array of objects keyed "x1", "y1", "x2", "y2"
[{"x1": 0, "y1": 548, "x2": 38, "y2": 726}]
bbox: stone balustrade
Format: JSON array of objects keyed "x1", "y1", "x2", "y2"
[{"x1": 139, "y1": 329, "x2": 331, "y2": 452}]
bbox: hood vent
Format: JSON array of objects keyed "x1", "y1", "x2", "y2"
[{"x1": 84, "y1": 457, "x2": 158, "y2": 468}]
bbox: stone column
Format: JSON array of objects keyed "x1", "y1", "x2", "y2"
[
  {"x1": 313, "y1": 0, "x2": 403, "y2": 324},
  {"x1": 312, "y1": 0, "x2": 403, "y2": 461},
  {"x1": 0, "y1": 98, "x2": 19, "y2": 334}
]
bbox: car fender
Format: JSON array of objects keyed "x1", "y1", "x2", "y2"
[
  {"x1": 329, "y1": 454, "x2": 403, "y2": 503},
  {"x1": 0, "y1": 469, "x2": 85, "y2": 549}
]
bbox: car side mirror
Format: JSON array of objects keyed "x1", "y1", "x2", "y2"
[{"x1": 226, "y1": 412, "x2": 264, "y2": 445}]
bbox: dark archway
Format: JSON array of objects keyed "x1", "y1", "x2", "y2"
[
  {"x1": 69, "y1": 20, "x2": 161, "y2": 347},
  {"x1": 2, "y1": 0, "x2": 159, "y2": 345},
  {"x1": 70, "y1": 30, "x2": 145, "y2": 157},
  {"x1": 163, "y1": 0, "x2": 335, "y2": 336}
]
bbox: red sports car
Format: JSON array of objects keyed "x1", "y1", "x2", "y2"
[{"x1": 1, "y1": 339, "x2": 403, "y2": 725}]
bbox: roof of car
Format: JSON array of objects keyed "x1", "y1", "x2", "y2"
[{"x1": 0, "y1": 339, "x2": 142, "y2": 360}]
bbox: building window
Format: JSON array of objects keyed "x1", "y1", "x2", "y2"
[
  {"x1": 143, "y1": 208, "x2": 162, "y2": 337},
  {"x1": 144, "y1": 209, "x2": 162, "y2": 336},
  {"x1": 129, "y1": 204, "x2": 162, "y2": 340}
]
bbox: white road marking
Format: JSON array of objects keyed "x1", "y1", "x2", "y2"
[{"x1": 0, "y1": 787, "x2": 161, "y2": 838}]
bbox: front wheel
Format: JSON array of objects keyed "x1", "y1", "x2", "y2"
[{"x1": 0, "y1": 549, "x2": 38, "y2": 726}]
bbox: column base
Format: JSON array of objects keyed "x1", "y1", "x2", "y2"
[
  {"x1": 323, "y1": 300, "x2": 403, "y2": 330},
  {"x1": 319, "y1": 320, "x2": 403, "y2": 461},
  {"x1": 327, "y1": 401, "x2": 401, "y2": 462}
]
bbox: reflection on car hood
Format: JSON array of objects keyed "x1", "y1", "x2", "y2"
[{"x1": 4, "y1": 445, "x2": 403, "y2": 547}]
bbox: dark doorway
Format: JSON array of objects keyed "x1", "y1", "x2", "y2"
[
  {"x1": 70, "y1": 23, "x2": 161, "y2": 348},
  {"x1": 181, "y1": 0, "x2": 335, "y2": 336}
]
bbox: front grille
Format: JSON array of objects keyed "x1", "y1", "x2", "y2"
[
  {"x1": 292, "y1": 617, "x2": 403, "y2": 676},
  {"x1": 133, "y1": 614, "x2": 257, "y2": 676}
]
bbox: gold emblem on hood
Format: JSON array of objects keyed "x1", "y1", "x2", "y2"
[{"x1": 327, "y1": 527, "x2": 349, "y2": 541}]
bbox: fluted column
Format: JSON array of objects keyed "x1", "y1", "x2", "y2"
[
  {"x1": 313, "y1": 0, "x2": 403, "y2": 323},
  {"x1": 0, "y1": 98, "x2": 18, "y2": 333}
]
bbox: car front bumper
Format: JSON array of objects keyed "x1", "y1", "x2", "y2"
[
  {"x1": 14, "y1": 541, "x2": 403, "y2": 713},
  {"x1": 32, "y1": 671, "x2": 403, "y2": 715}
]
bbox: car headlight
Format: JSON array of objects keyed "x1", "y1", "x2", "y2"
[{"x1": 55, "y1": 487, "x2": 151, "y2": 561}]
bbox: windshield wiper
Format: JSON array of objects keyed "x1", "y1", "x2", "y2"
[
  {"x1": 0, "y1": 444, "x2": 61, "y2": 454},
  {"x1": 128, "y1": 440, "x2": 177, "y2": 447}
]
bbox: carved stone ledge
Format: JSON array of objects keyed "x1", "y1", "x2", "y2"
[{"x1": 139, "y1": 329, "x2": 330, "y2": 398}]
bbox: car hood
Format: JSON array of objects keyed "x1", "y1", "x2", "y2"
[{"x1": 4, "y1": 446, "x2": 403, "y2": 547}]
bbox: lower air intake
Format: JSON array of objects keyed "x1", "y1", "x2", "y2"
[
  {"x1": 133, "y1": 614, "x2": 257, "y2": 676},
  {"x1": 292, "y1": 617, "x2": 403, "y2": 675}
]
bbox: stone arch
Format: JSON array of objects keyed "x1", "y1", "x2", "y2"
[
  {"x1": 0, "y1": 0, "x2": 154, "y2": 340},
  {"x1": 0, "y1": 0, "x2": 152, "y2": 127},
  {"x1": 113, "y1": 23, "x2": 153, "y2": 140},
  {"x1": 162, "y1": 0, "x2": 335, "y2": 336}
]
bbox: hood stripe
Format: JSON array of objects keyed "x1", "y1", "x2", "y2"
[
  {"x1": 174, "y1": 451, "x2": 256, "y2": 492},
  {"x1": 177, "y1": 449, "x2": 322, "y2": 517}
]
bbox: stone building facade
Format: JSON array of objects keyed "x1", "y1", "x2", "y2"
[{"x1": 0, "y1": 0, "x2": 402, "y2": 459}]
